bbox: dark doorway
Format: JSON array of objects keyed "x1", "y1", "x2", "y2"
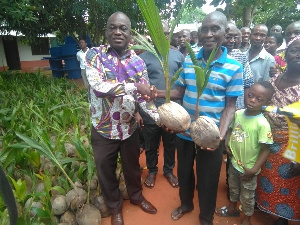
[{"x1": 2, "y1": 36, "x2": 21, "y2": 70}]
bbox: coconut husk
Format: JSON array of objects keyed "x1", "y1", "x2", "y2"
[
  {"x1": 66, "y1": 188, "x2": 87, "y2": 211},
  {"x1": 60, "y1": 210, "x2": 76, "y2": 225},
  {"x1": 190, "y1": 116, "x2": 220, "y2": 150},
  {"x1": 76, "y1": 204, "x2": 102, "y2": 225},
  {"x1": 93, "y1": 195, "x2": 111, "y2": 218},
  {"x1": 158, "y1": 101, "x2": 191, "y2": 132}
]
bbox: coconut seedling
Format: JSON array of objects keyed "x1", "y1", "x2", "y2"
[
  {"x1": 132, "y1": 0, "x2": 191, "y2": 133},
  {"x1": 185, "y1": 42, "x2": 221, "y2": 150}
]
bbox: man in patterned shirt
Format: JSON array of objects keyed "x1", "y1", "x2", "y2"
[
  {"x1": 85, "y1": 12, "x2": 160, "y2": 225},
  {"x1": 223, "y1": 23, "x2": 254, "y2": 109}
]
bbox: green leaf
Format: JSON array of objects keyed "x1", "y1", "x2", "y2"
[
  {"x1": 31, "y1": 207, "x2": 50, "y2": 218},
  {"x1": 51, "y1": 186, "x2": 66, "y2": 195},
  {"x1": 170, "y1": 67, "x2": 183, "y2": 88}
]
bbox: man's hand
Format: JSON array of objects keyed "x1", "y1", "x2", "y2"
[
  {"x1": 269, "y1": 66, "x2": 278, "y2": 78},
  {"x1": 137, "y1": 83, "x2": 157, "y2": 102},
  {"x1": 134, "y1": 112, "x2": 144, "y2": 129},
  {"x1": 241, "y1": 166, "x2": 257, "y2": 181}
]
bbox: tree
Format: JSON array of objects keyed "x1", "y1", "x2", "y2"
[
  {"x1": 180, "y1": 7, "x2": 206, "y2": 24},
  {"x1": 210, "y1": 0, "x2": 299, "y2": 29},
  {"x1": 0, "y1": 0, "x2": 205, "y2": 44}
]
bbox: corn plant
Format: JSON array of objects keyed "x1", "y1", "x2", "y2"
[{"x1": 131, "y1": 0, "x2": 189, "y2": 103}]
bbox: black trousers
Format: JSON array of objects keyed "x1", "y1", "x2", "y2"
[
  {"x1": 91, "y1": 127, "x2": 144, "y2": 214},
  {"x1": 176, "y1": 137, "x2": 223, "y2": 224},
  {"x1": 143, "y1": 124, "x2": 176, "y2": 175}
]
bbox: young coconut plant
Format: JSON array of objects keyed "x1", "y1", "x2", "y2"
[
  {"x1": 185, "y1": 42, "x2": 221, "y2": 150},
  {"x1": 131, "y1": 0, "x2": 191, "y2": 133}
]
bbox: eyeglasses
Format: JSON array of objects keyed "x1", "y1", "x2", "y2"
[{"x1": 225, "y1": 35, "x2": 239, "y2": 41}]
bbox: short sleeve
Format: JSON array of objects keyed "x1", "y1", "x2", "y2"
[{"x1": 258, "y1": 119, "x2": 273, "y2": 144}]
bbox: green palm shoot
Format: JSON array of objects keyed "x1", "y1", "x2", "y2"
[
  {"x1": 185, "y1": 42, "x2": 218, "y2": 120},
  {"x1": 130, "y1": 0, "x2": 189, "y2": 102}
]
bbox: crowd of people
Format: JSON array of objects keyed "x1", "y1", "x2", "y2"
[{"x1": 80, "y1": 9, "x2": 300, "y2": 225}]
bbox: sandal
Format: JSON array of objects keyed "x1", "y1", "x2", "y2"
[
  {"x1": 144, "y1": 174, "x2": 156, "y2": 188},
  {"x1": 215, "y1": 206, "x2": 240, "y2": 217},
  {"x1": 163, "y1": 173, "x2": 179, "y2": 188}
]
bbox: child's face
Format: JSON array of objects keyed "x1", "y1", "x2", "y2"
[{"x1": 245, "y1": 84, "x2": 271, "y2": 111}]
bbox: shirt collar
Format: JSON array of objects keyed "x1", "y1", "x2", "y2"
[
  {"x1": 196, "y1": 46, "x2": 227, "y2": 65},
  {"x1": 105, "y1": 45, "x2": 134, "y2": 59},
  {"x1": 246, "y1": 47, "x2": 268, "y2": 61}
]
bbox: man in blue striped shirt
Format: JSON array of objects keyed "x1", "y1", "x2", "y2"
[{"x1": 158, "y1": 11, "x2": 243, "y2": 225}]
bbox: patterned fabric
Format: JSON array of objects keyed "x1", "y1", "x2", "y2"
[
  {"x1": 85, "y1": 45, "x2": 160, "y2": 140},
  {"x1": 229, "y1": 109, "x2": 273, "y2": 173},
  {"x1": 176, "y1": 46, "x2": 243, "y2": 141},
  {"x1": 256, "y1": 73, "x2": 300, "y2": 221},
  {"x1": 275, "y1": 52, "x2": 286, "y2": 73},
  {"x1": 229, "y1": 49, "x2": 254, "y2": 109}
]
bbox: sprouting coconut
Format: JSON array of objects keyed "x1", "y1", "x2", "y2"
[
  {"x1": 76, "y1": 204, "x2": 102, "y2": 225},
  {"x1": 64, "y1": 142, "x2": 77, "y2": 157},
  {"x1": 132, "y1": 0, "x2": 191, "y2": 132},
  {"x1": 183, "y1": 42, "x2": 220, "y2": 150},
  {"x1": 51, "y1": 195, "x2": 67, "y2": 216},
  {"x1": 24, "y1": 197, "x2": 43, "y2": 217},
  {"x1": 93, "y1": 195, "x2": 111, "y2": 218},
  {"x1": 60, "y1": 210, "x2": 76, "y2": 225},
  {"x1": 190, "y1": 116, "x2": 220, "y2": 149},
  {"x1": 66, "y1": 188, "x2": 87, "y2": 211}
]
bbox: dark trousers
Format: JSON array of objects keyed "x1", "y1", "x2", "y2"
[
  {"x1": 91, "y1": 127, "x2": 144, "y2": 214},
  {"x1": 143, "y1": 124, "x2": 176, "y2": 175},
  {"x1": 176, "y1": 137, "x2": 223, "y2": 224}
]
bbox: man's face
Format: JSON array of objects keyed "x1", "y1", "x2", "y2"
[
  {"x1": 271, "y1": 25, "x2": 282, "y2": 34},
  {"x1": 178, "y1": 30, "x2": 190, "y2": 47},
  {"x1": 250, "y1": 26, "x2": 268, "y2": 48},
  {"x1": 285, "y1": 23, "x2": 300, "y2": 43},
  {"x1": 223, "y1": 27, "x2": 239, "y2": 52},
  {"x1": 190, "y1": 32, "x2": 198, "y2": 45},
  {"x1": 105, "y1": 13, "x2": 131, "y2": 53},
  {"x1": 199, "y1": 16, "x2": 226, "y2": 51},
  {"x1": 79, "y1": 40, "x2": 87, "y2": 50},
  {"x1": 241, "y1": 28, "x2": 251, "y2": 43},
  {"x1": 170, "y1": 33, "x2": 179, "y2": 47}
]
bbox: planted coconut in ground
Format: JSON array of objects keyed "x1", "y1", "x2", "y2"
[
  {"x1": 132, "y1": 0, "x2": 191, "y2": 132},
  {"x1": 185, "y1": 42, "x2": 220, "y2": 150}
]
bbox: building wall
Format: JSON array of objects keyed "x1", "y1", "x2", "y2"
[
  {"x1": 17, "y1": 37, "x2": 50, "y2": 71},
  {"x1": 0, "y1": 38, "x2": 8, "y2": 71},
  {"x1": 0, "y1": 36, "x2": 51, "y2": 71}
]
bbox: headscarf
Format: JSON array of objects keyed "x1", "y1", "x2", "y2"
[{"x1": 286, "y1": 35, "x2": 300, "y2": 49}]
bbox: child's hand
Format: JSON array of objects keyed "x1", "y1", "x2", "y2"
[
  {"x1": 240, "y1": 166, "x2": 257, "y2": 181},
  {"x1": 225, "y1": 143, "x2": 232, "y2": 156}
]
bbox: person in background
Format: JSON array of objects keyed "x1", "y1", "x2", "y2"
[
  {"x1": 270, "y1": 24, "x2": 286, "y2": 53},
  {"x1": 264, "y1": 33, "x2": 283, "y2": 56},
  {"x1": 275, "y1": 21, "x2": 300, "y2": 73},
  {"x1": 246, "y1": 24, "x2": 275, "y2": 82},
  {"x1": 240, "y1": 27, "x2": 251, "y2": 52},
  {"x1": 85, "y1": 12, "x2": 159, "y2": 225},
  {"x1": 190, "y1": 30, "x2": 201, "y2": 53},
  {"x1": 235, "y1": 29, "x2": 242, "y2": 49},
  {"x1": 178, "y1": 29, "x2": 191, "y2": 57},
  {"x1": 216, "y1": 81, "x2": 274, "y2": 225},
  {"x1": 139, "y1": 22, "x2": 184, "y2": 189},
  {"x1": 76, "y1": 38, "x2": 89, "y2": 89},
  {"x1": 223, "y1": 23, "x2": 254, "y2": 109},
  {"x1": 256, "y1": 36, "x2": 300, "y2": 225},
  {"x1": 157, "y1": 11, "x2": 243, "y2": 225},
  {"x1": 170, "y1": 32, "x2": 179, "y2": 50}
]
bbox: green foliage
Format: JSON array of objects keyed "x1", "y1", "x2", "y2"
[
  {"x1": 0, "y1": 0, "x2": 200, "y2": 44},
  {"x1": 180, "y1": 7, "x2": 206, "y2": 24},
  {"x1": 134, "y1": 0, "x2": 189, "y2": 103}
]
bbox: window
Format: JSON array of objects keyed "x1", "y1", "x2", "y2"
[{"x1": 31, "y1": 38, "x2": 50, "y2": 55}]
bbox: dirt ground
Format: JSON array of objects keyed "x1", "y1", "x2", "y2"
[{"x1": 69, "y1": 77, "x2": 299, "y2": 225}]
